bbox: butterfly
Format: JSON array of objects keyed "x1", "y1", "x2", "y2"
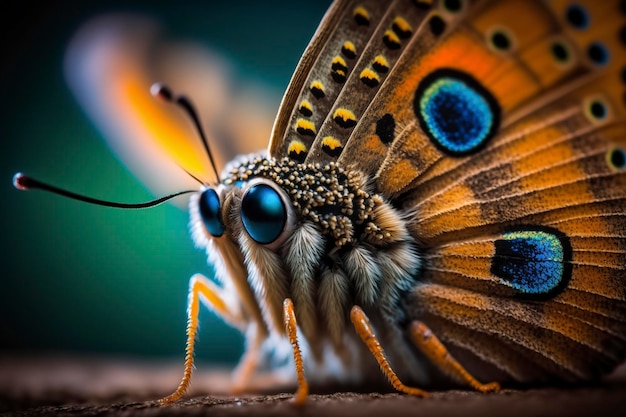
[{"x1": 14, "y1": 0, "x2": 626, "y2": 406}]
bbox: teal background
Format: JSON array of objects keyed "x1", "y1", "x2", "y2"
[{"x1": 1, "y1": 1, "x2": 330, "y2": 364}]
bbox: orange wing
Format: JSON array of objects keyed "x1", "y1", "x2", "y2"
[{"x1": 268, "y1": 0, "x2": 626, "y2": 383}]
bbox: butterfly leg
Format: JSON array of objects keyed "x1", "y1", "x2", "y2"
[
  {"x1": 350, "y1": 306, "x2": 428, "y2": 397},
  {"x1": 408, "y1": 321, "x2": 500, "y2": 393},
  {"x1": 283, "y1": 298, "x2": 309, "y2": 406},
  {"x1": 159, "y1": 273, "x2": 246, "y2": 404}
]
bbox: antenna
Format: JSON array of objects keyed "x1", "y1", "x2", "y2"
[
  {"x1": 151, "y1": 83, "x2": 221, "y2": 183},
  {"x1": 13, "y1": 173, "x2": 195, "y2": 209}
]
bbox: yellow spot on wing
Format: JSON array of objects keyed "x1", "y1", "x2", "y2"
[
  {"x1": 296, "y1": 118, "x2": 316, "y2": 135},
  {"x1": 334, "y1": 69, "x2": 347, "y2": 78},
  {"x1": 383, "y1": 30, "x2": 401, "y2": 46},
  {"x1": 373, "y1": 55, "x2": 389, "y2": 72},
  {"x1": 310, "y1": 80, "x2": 325, "y2": 98},
  {"x1": 322, "y1": 136, "x2": 342, "y2": 150},
  {"x1": 333, "y1": 108, "x2": 356, "y2": 122},
  {"x1": 360, "y1": 67, "x2": 380, "y2": 83},
  {"x1": 331, "y1": 56, "x2": 349, "y2": 82},
  {"x1": 342, "y1": 41, "x2": 357, "y2": 58},
  {"x1": 332, "y1": 56, "x2": 347, "y2": 68},
  {"x1": 392, "y1": 17, "x2": 412, "y2": 37},
  {"x1": 299, "y1": 100, "x2": 313, "y2": 115},
  {"x1": 354, "y1": 6, "x2": 370, "y2": 23},
  {"x1": 288, "y1": 140, "x2": 307, "y2": 155}
]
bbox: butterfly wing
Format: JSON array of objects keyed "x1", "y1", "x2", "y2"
[
  {"x1": 400, "y1": 0, "x2": 626, "y2": 382},
  {"x1": 408, "y1": 118, "x2": 626, "y2": 382},
  {"x1": 269, "y1": 0, "x2": 626, "y2": 383},
  {"x1": 269, "y1": 0, "x2": 442, "y2": 164}
]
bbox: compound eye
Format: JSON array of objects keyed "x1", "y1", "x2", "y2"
[
  {"x1": 241, "y1": 183, "x2": 286, "y2": 244},
  {"x1": 199, "y1": 188, "x2": 224, "y2": 237}
]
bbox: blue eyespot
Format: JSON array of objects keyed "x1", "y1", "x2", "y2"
[
  {"x1": 241, "y1": 183, "x2": 287, "y2": 244},
  {"x1": 565, "y1": 4, "x2": 589, "y2": 30},
  {"x1": 491, "y1": 227, "x2": 572, "y2": 298},
  {"x1": 199, "y1": 188, "x2": 224, "y2": 237},
  {"x1": 587, "y1": 42, "x2": 610, "y2": 67},
  {"x1": 415, "y1": 69, "x2": 500, "y2": 156}
]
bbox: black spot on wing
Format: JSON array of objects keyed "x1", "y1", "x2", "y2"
[{"x1": 376, "y1": 114, "x2": 395, "y2": 144}]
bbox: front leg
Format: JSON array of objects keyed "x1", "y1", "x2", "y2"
[
  {"x1": 159, "y1": 273, "x2": 252, "y2": 404},
  {"x1": 283, "y1": 298, "x2": 309, "y2": 406}
]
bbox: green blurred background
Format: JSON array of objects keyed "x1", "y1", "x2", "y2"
[{"x1": 1, "y1": 1, "x2": 330, "y2": 365}]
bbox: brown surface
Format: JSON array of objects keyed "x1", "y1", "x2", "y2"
[{"x1": 1, "y1": 354, "x2": 626, "y2": 416}]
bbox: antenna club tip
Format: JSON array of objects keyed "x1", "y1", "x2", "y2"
[
  {"x1": 150, "y1": 83, "x2": 173, "y2": 101},
  {"x1": 13, "y1": 172, "x2": 30, "y2": 190}
]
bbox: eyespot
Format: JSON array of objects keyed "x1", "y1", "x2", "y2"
[
  {"x1": 565, "y1": 4, "x2": 589, "y2": 30},
  {"x1": 607, "y1": 148, "x2": 626, "y2": 170},
  {"x1": 587, "y1": 42, "x2": 610, "y2": 67},
  {"x1": 487, "y1": 27, "x2": 515, "y2": 53},
  {"x1": 491, "y1": 227, "x2": 572, "y2": 299},
  {"x1": 199, "y1": 188, "x2": 224, "y2": 237},
  {"x1": 550, "y1": 40, "x2": 573, "y2": 67},
  {"x1": 490, "y1": 31, "x2": 511, "y2": 50},
  {"x1": 584, "y1": 96, "x2": 611, "y2": 124},
  {"x1": 414, "y1": 69, "x2": 500, "y2": 156},
  {"x1": 589, "y1": 100, "x2": 607, "y2": 120},
  {"x1": 241, "y1": 183, "x2": 287, "y2": 244}
]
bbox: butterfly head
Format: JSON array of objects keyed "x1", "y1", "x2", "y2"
[
  {"x1": 194, "y1": 161, "x2": 296, "y2": 251},
  {"x1": 151, "y1": 83, "x2": 296, "y2": 249}
]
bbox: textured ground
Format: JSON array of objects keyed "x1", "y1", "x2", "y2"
[{"x1": 1, "y1": 354, "x2": 625, "y2": 417}]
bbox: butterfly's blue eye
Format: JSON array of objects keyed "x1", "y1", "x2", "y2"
[
  {"x1": 241, "y1": 183, "x2": 286, "y2": 244},
  {"x1": 415, "y1": 69, "x2": 500, "y2": 156},
  {"x1": 199, "y1": 188, "x2": 224, "y2": 237}
]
